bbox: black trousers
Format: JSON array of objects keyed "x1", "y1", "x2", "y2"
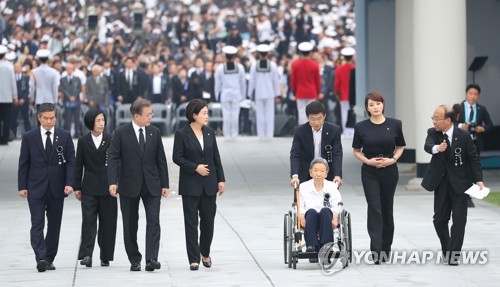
[
  {"x1": 182, "y1": 192, "x2": 217, "y2": 264},
  {"x1": 433, "y1": 177, "x2": 468, "y2": 256},
  {"x1": 28, "y1": 190, "x2": 64, "y2": 263},
  {"x1": 10, "y1": 101, "x2": 31, "y2": 137},
  {"x1": 0, "y1": 103, "x2": 12, "y2": 144},
  {"x1": 304, "y1": 208, "x2": 334, "y2": 250},
  {"x1": 63, "y1": 106, "x2": 80, "y2": 137},
  {"x1": 119, "y1": 181, "x2": 161, "y2": 264},
  {"x1": 361, "y1": 164, "x2": 398, "y2": 257},
  {"x1": 78, "y1": 194, "x2": 118, "y2": 261}
]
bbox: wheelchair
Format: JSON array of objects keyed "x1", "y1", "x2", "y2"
[{"x1": 283, "y1": 185, "x2": 352, "y2": 269}]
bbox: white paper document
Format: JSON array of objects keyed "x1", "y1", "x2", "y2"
[{"x1": 465, "y1": 184, "x2": 490, "y2": 199}]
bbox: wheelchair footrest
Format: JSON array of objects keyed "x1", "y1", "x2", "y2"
[{"x1": 295, "y1": 251, "x2": 318, "y2": 259}]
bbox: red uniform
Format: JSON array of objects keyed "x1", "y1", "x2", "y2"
[
  {"x1": 334, "y1": 63, "x2": 355, "y2": 101},
  {"x1": 290, "y1": 58, "x2": 321, "y2": 99}
]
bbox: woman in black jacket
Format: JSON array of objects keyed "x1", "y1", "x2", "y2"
[
  {"x1": 74, "y1": 108, "x2": 117, "y2": 268},
  {"x1": 173, "y1": 99, "x2": 225, "y2": 271}
]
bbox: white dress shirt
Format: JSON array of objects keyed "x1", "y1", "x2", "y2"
[
  {"x1": 299, "y1": 179, "x2": 341, "y2": 215},
  {"x1": 40, "y1": 126, "x2": 55, "y2": 149},
  {"x1": 91, "y1": 133, "x2": 103, "y2": 149},
  {"x1": 312, "y1": 127, "x2": 322, "y2": 158},
  {"x1": 152, "y1": 74, "x2": 162, "y2": 94},
  {"x1": 132, "y1": 121, "x2": 146, "y2": 144}
]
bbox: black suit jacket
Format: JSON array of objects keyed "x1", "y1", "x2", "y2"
[
  {"x1": 116, "y1": 70, "x2": 147, "y2": 104},
  {"x1": 18, "y1": 127, "x2": 75, "y2": 199},
  {"x1": 16, "y1": 75, "x2": 30, "y2": 101},
  {"x1": 421, "y1": 127, "x2": 483, "y2": 193},
  {"x1": 172, "y1": 125, "x2": 225, "y2": 196},
  {"x1": 108, "y1": 123, "x2": 169, "y2": 197},
  {"x1": 60, "y1": 76, "x2": 82, "y2": 106},
  {"x1": 73, "y1": 132, "x2": 111, "y2": 196},
  {"x1": 453, "y1": 101, "x2": 493, "y2": 149},
  {"x1": 290, "y1": 121, "x2": 343, "y2": 182},
  {"x1": 147, "y1": 74, "x2": 169, "y2": 103}
]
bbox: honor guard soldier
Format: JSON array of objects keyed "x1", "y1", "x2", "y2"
[
  {"x1": 0, "y1": 45, "x2": 17, "y2": 145},
  {"x1": 214, "y1": 45, "x2": 246, "y2": 139},
  {"x1": 30, "y1": 49, "x2": 60, "y2": 106},
  {"x1": 290, "y1": 42, "x2": 321, "y2": 125},
  {"x1": 247, "y1": 44, "x2": 280, "y2": 140}
]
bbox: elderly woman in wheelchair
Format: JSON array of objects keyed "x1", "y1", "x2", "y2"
[{"x1": 299, "y1": 158, "x2": 342, "y2": 263}]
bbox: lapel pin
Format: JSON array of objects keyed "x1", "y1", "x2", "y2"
[
  {"x1": 208, "y1": 133, "x2": 210, "y2": 136},
  {"x1": 150, "y1": 133, "x2": 152, "y2": 136}
]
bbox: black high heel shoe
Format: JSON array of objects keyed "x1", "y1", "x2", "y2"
[
  {"x1": 202, "y1": 257, "x2": 212, "y2": 268},
  {"x1": 190, "y1": 263, "x2": 199, "y2": 271}
]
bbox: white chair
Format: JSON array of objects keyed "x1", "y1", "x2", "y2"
[{"x1": 115, "y1": 104, "x2": 132, "y2": 128}]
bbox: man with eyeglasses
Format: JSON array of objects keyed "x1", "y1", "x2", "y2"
[
  {"x1": 108, "y1": 99, "x2": 169, "y2": 272},
  {"x1": 290, "y1": 101, "x2": 343, "y2": 189},
  {"x1": 421, "y1": 104, "x2": 485, "y2": 266}
]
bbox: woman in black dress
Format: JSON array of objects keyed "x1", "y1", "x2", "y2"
[
  {"x1": 352, "y1": 92, "x2": 406, "y2": 264},
  {"x1": 74, "y1": 108, "x2": 117, "y2": 267},
  {"x1": 173, "y1": 99, "x2": 225, "y2": 271}
]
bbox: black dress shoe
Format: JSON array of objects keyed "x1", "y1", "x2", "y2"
[
  {"x1": 130, "y1": 262, "x2": 141, "y2": 271},
  {"x1": 80, "y1": 256, "x2": 92, "y2": 267},
  {"x1": 190, "y1": 263, "x2": 199, "y2": 271},
  {"x1": 306, "y1": 246, "x2": 315, "y2": 253},
  {"x1": 202, "y1": 257, "x2": 212, "y2": 268},
  {"x1": 145, "y1": 259, "x2": 161, "y2": 271},
  {"x1": 101, "y1": 260, "x2": 110, "y2": 267},
  {"x1": 36, "y1": 260, "x2": 47, "y2": 272},
  {"x1": 46, "y1": 262, "x2": 56, "y2": 270}
]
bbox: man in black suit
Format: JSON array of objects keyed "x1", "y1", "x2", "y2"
[
  {"x1": 60, "y1": 63, "x2": 82, "y2": 137},
  {"x1": 11, "y1": 63, "x2": 32, "y2": 138},
  {"x1": 290, "y1": 101, "x2": 343, "y2": 187},
  {"x1": 453, "y1": 84, "x2": 492, "y2": 208},
  {"x1": 453, "y1": 83, "x2": 493, "y2": 155},
  {"x1": 116, "y1": 57, "x2": 147, "y2": 104},
  {"x1": 108, "y1": 99, "x2": 169, "y2": 272},
  {"x1": 147, "y1": 62, "x2": 169, "y2": 104},
  {"x1": 18, "y1": 103, "x2": 75, "y2": 272},
  {"x1": 421, "y1": 104, "x2": 484, "y2": 266}
]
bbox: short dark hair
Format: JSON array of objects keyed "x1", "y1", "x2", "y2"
[
  {"x1": 37, "y1": 103, "x2": 56, "y2": 116},
  {"x1": 185, "y1": 99, "x2": 208, "y2": 123},
  {"x1": 365, "y1": 92, "x2": 385, "y2": 117},
  {"x1": 466, "y1": 83, "x2": 481, "y2": 94},
  {"x1": 344, "y1": 55, "x2": 353, "y2": 61},
  {"x1": 84, "y1": 108, "x2": 106, "y2": 130},
  {"x1": 305, "y1": 101, "x2": 326, "y2": 116},
  {"x1": 130, "y1": 99, "x2": 151, "y2": 116}
]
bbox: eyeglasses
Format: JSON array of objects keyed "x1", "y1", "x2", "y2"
[
  {"x1": 141, "y1": 112, "x2": 155, "y2": 118},
  {"x1": 431, "y1": 116, "x2": 445, "y2": 121}
]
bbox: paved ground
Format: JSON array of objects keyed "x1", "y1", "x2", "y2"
[{"x1": 1, "y1": 136, "x2": 500, "y2": 287}]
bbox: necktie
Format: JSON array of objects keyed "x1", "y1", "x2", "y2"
[
  {"x1": 69, "y1": 77, "x2": 72, "y2": 85},
  {"x1": 45, "y1": 131, "x2": 52, "y2": 159},
  {"x1": 469, "y1": 106, "x2": 474, "y2": 123},
  {"x1": 139, "y1": 128, "x2": 145, "y2": 155},
  {"x1": 443, "y1": 133, "x2": 450, "y2": 160},
  {"x1": 96, "y1": 76, "x2": 100, "y2": 85}
]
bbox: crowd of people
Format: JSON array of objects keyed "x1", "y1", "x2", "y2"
[{"x1": 0, "y1": 0, "x2": 357, "y2": 141}]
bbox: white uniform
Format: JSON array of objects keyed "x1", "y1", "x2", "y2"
[
  {"x1": 248, "y1": 59, "x2": 280, "y2": 139},
  {"x1": 30, "y1": 64, "x2": 60, "y2": 105},
  {"x1": 214, "y1": 62, "x2": 246, "y2": 138}
]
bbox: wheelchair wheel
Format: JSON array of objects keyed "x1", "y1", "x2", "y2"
[
  {"x1": 283, "y1": 213, "x2": 288, "y2": 264},
  {"x1": 287, "y1": 211, "x2": 293, "y2": 268},
  {"x1": 343, "y1": 211, "x2": 352, "y2": 263}
]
